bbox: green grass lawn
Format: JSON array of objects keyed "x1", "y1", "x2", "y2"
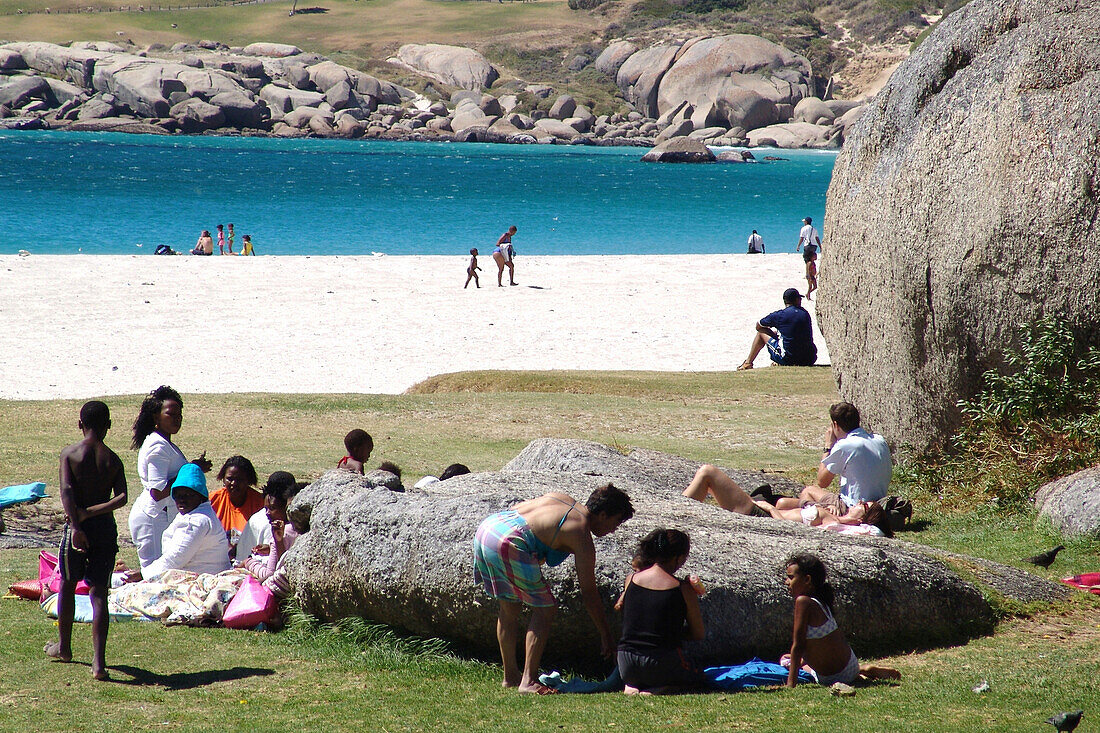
[{"x1": 1, "y1": 369, "x2": 1098, "y2": 732}]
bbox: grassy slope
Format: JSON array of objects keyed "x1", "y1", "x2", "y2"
[
  {"x1": 1, "y1": 369, "x2": 1098, "y2": 731},
  {"x1": 0, "y1": 0, "x2": 600, "y2": 62}
]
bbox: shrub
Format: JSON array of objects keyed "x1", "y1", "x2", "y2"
[{"x1": 896, "y1": 318, "x2": 1100, "y2": 512}]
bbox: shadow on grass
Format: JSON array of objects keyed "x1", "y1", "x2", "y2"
[
  {"x1": 291, "y1": 6, "x2": 328, "y2": 12},
  {"x1": 109, "y1": 664, "x2": 275, "y2": 690}
]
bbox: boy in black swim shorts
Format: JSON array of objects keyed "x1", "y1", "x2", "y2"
[{"x1": 46, "y1": 401, "x2": 127, "y2": 681}]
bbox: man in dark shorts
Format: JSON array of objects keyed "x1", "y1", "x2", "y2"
[
  {"x1": 737, "y1": 288, "x2": 817, "y2": 370},
  {"x1": 46, "y1": 400, "x2": 127, "y2": 681}
]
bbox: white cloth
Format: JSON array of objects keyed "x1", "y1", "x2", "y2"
[
  {"x1": 747, "y1": 233, "x2": 764, "y2": 253},
  {"x1": 142, "y1": 502, "x2": 231, "y2": 580},
  {"x1": 235, "y1": 509, "x2": 273, "y2": 563},
  {"x1": 128, "y1": 432, "x2": 188, "y2": 568},
  {"x1": 822, "y1": 427, "x2": 892, "y2": 507},
  {"x1": 798, "y1": 224, "x2": 821, "y2": 249},
  {"x1": 413, "y1": 475, "x2": 440, "y2": 490}
]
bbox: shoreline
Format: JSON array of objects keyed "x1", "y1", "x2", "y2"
[{"x1": 0, "y1": 254, "x2": 829, "y2": 400}]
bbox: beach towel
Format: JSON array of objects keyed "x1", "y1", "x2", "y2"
[
  {"x1": 704, "y1": 658, "x2": 816, "y2": 691},
  {"x1": 41, "y1": 592, "x2": 132, "y2": 623},
  {"x1": 0, "y1": 481, "x2": 47, "y2": 509},
  {"x1": 109, "y1": 568, "x2": 249, "y2": 625},
  {"x1": 1061, "y1": 572, "x2": 1100, "y2": 595}
]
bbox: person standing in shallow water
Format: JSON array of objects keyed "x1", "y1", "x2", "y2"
[{"x1": 493, "y1": 226, "x2": 518, "y2": 287}]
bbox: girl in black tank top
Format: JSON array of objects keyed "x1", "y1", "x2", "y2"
[{"x1": 615, "y1": 528, "x2": 707, "y2": 694}]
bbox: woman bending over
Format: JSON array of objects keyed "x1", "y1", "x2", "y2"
[{"x1": 783, "y1": 553, "x2": 900, "y2": 687}]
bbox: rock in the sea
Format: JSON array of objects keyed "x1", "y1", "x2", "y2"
[
  {"x1": 533, "y1": 117, "x2": 580, "y2": 140},
  {"x1": 170, "y1": 97, "x2": 225, "y2": 129},
  {"x1": 641, "y1": 136, "x2": 716, "y2": 163},
  {"x1": 286, "y1": 439, "x2": 1066, "y2": 669},
  {"x1": 390, "y1": 43, "x2": 499, "y2": 91},
  {"x1": 1034, "y1": 466, "x2": 1100, "y2": 538},
  {"x1": 818, "y1": 0, "x2": 1100, "y2": 453}
]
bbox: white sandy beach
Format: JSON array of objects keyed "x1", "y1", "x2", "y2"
[{"x1": 0, "y1": 254, "x2": 828, "y2": 400}]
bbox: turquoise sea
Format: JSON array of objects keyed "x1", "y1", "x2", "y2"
[{"x1": 0, "y1": 131, "x2": 836, "y2": 255}]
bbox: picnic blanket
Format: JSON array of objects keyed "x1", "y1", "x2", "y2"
[
  {"x1": 1061, "y1": 572, "x2": 1100, "y2": 595},
  {"x1": 108, "y1": 568, "x2": 249, "y2": 625},
  {"x1": 0, "y1": 482, "x2": 47, "y2": 509},
  {"x1": 41, "y1": 592, "x2": 133, "y2": 623}
]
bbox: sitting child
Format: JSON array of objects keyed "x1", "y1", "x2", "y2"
[
  {"x1": 235, "y1": 471, "x2": 296, "y2": 562},
  {"x1": 244, "y1": 477, "x2": 304, "y2": 589},
  {"x1": 616, "y1": 528, "x2": 707, "y2": 695},
  {"x1": 782, "y1": 553, "x2": 900, "y2": 687},
  {"x1": 338, "y1": 429, "x2": 373, "y2": 474}
]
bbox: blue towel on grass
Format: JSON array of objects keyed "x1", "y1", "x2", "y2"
[
  {"x1": 0, "y1": 482, "x2": 47, "y2": 509},
  {"x1": 704, "y1": 658, "x2": 816, "y2": 690}
]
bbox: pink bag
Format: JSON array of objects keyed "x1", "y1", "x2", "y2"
[
  {"x1": 223, "y1": 575, "x2": 279, "y2": 629},
  {"x1": 38, "y1": 551, "x2": 89, "y2": 600}
]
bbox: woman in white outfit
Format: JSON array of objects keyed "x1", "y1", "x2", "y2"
[{"x1": 128, "y1": 386, "x2": 212, "y2": 569}]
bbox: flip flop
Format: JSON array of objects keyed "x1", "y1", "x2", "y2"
[
  {"x1": 533, "y1": 683, "x2": 560, "y2": 695},
  {"x1": 736, "y1": 361, "x2": 753, "y2": 371}
]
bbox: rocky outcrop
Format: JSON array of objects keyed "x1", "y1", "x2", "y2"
[
  {"x1": 641, "y1": 137, "x2": 717, "y2": 162},
  {"x1": 616, "y1": 35, "x2": 811, "y2": 125},
  {"x1": 286, "y1": 439, "x2": 1066, "y2": 670},
  {"x1": 241, "y1": 42, "x2": 302, "y2": 58},
  {"x1": 818, "y1": 0, "x2": 1100, "y2": 454},
  {"x1": 1034, "y1": 466, "x2": 1100, "y2": 538},
  {"x1": 746, "y1": 121, "x2": 840, "y2": 149},
  {"x1": 389, "y1": 44, "x2": 499, "y2": 91}
]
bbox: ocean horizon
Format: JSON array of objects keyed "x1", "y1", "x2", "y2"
[{"x1": 1, "y1": 131, "x2": 836, "y2": 256}]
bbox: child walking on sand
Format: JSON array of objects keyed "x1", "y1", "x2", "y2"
[
  {"x1": 337, "y1": 429, "x2": 373, "y2": 474},
  {"x1": 615, "y1": 528, "x2": 707, "y2": 695},
  {"x1": 465, "y1": 248, "x2": 481, "y2": 289},
  {"x1": 804, "y1": 248, "x2": 818, "y2": 300},
  {"x1": 46, "y1": 401, "x2": 128, "y2": 681},
  {"x1": 216, "y1": 224, "x2": 226, "y2": 255},
  {"x1": 782, "y1": 553, "x2": 900, "y2": 688}
]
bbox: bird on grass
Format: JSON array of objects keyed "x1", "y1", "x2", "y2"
[
  {"x1": 1024, "y1": 545, "x2": 1065, "y2": 569},
  {"x1": 1045, "y1": 710, "x2": 1083, "y2": 732}
]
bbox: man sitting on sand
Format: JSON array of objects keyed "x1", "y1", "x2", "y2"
[
  {"x1": 738, "y1": 288, "x2": 817, "y2": 370},
  {"x1": 775, "y1": 402, "x2": 892, "y2": 517},
  {"x1": 47, "y1": 400, "x2": 128, "y2": 681}
]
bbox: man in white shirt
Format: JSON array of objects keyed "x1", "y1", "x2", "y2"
[
  {"x1": 775, "y1": 402, "x2": 892, "y2": 516},
  {"x1": 796, "y1": 216, "x2": 821, "y2": 255},
  {"x1": 747, "y1": 230, "x2": 764, "y2": 254}
]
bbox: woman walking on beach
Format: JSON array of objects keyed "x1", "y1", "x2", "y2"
[
  {"x1": 127, "y1": 386, "x2": 212, "y2": 569},
  {"x1": 493, "y1": 226, "x2": 518, "y2": 287}
]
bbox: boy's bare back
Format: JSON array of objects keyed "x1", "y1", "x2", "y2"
[{"x1": 60, "y1": 440, "x2": 124, "y2": 510}]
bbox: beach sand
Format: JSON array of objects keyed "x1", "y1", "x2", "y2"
[{"x1": 0, "y1": 254, "x2": 829, "y2": 400}]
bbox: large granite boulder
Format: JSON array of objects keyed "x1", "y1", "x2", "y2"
[
  {"x1": 594, "y1": 41, "x2": 637, "y2": 77},
  {"x1": 242, "y1": 42, "x2": 302, "y2": 58},
  {"x1": 746, "y1": 121, "x2": 839, "y2": 149},
  {"x1": 390, "y1": 44, "x2": 499, "y2": 90},
  {"x1": 616, "y1": 35, "x2": 811, "y2": 122},
  {"x1": 818, "y1": 0, "x2": 1100, "y2": 454},
  {"x1": 641, "y1": 137, "x2": 716, "y2": 163},
  {"x1": 286, "y1": 439, "x2": 1065, "y2": 670},
  {"x1": 0, "y1": 75, "x2": 54, "y2": 109},
  {"x1": 0, "y1": 48, "x2": 27, "y2": 71},
  {"x1": 1034, "y1": 466, "x2": 1100, "y2": 538}
]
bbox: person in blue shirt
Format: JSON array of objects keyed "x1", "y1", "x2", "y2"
[{"x1": 737, "y1": 288, "x2": 817, "y2": 370}]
